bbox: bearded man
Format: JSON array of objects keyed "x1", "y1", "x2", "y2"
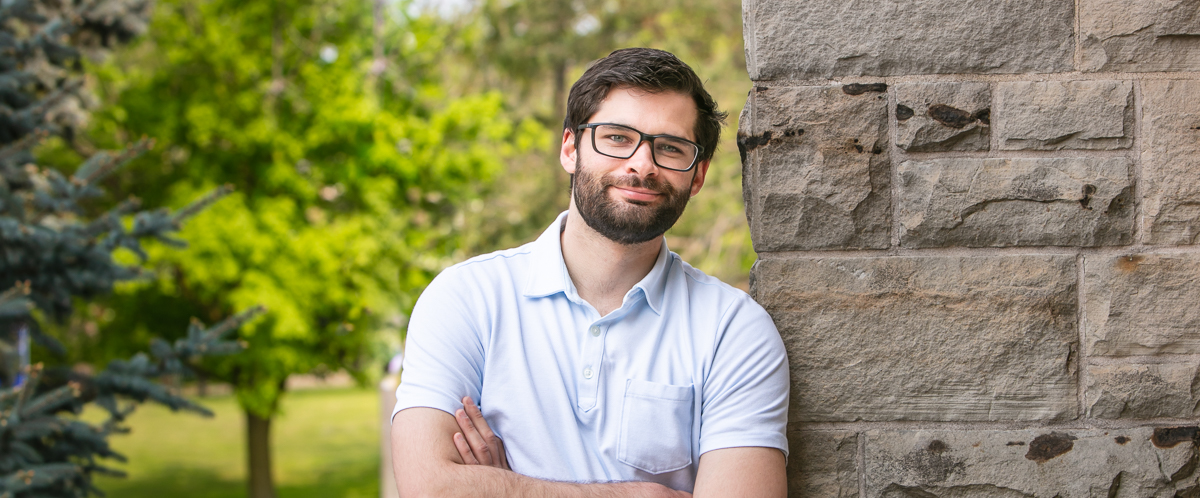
[{"x1": 389, "y1": 48, "x2": 789, "y2": 498}]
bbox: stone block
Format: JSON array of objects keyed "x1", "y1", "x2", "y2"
[
  {"x1": 752, "y1": 255, "x2": 1078, "y2": 422},
  {"x1": 739, "y1": 85, "x2": 890, "y2": 251},
  {"x1": 1084, "y1": 253, "x2": 1200, "y2": 356},
  {"x1": 788, "y1": 430, "x2": 859, "y2": 498},
  {"x1": 1080, "y1": 0, "x2": 1200, "y2": 72},
  {"x1": 1087, "y1": 362, "x2": 1200, "y2": 419},
  {"x1": 897, "y1": 157, "x2": 1133, "y2": 248},
  {"x1": 1143, "y1": 80, "x2": 1200, "y2": 245},
  {"x1": 743, "y1": 0, "x2": 1074, "y2": 80},
  {"x1": 865, "y1": 427, "x2": 1200, "y2": 497},
  {"x1": 895, "y1": 82, "x2": 990, "y2": 152},
  {"x1": 995, "y1": 81, "x2": 1133, "y2": 150}
]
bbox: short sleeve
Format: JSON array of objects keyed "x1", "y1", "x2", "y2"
[
  {"x1": 391, "y1": 267, "x2": 486, "y2": 423},
  {"x1": 698, "y1": 296, "x2": 789, "y2": 457}
]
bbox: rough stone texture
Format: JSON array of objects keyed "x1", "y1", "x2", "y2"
[
  {"x1": 739, "y1": 85, "x2": 891, "y2": 251},
  {"x1": 752, "y1": 255, "x2": 1078, "y2": 422},
  {"x1": 865, "y1": 428, "x2": 1200, "y2": 497},
  {"x1": 897, "y1": 157, "x2": 1134, "y2": 248},
  {"x1": 741, "y1": 0, "x2": 1200, "y2": 491},
  {"x1": 788, "y1": 430, "x2": 859, "y2": 498},
  {"x1": 1086, "y1": 362, "x2": 1200, "y2": 419},
  {"x1": 1084, "y1": 253, "x2": 1200, "y2": 356},
  {"x1": 895, "y1": 82, "x2": 990, "y2": 152},
  {"x1": 1080, "y1": 0, "x2": 1200, "y2": 72},
  {"x1": 1143, "y1": 80, "x2": 1200, "y2": 245},
  {"x1": 995, "y1": 81, "x2": 1134, "y2": 150},
  {"x1": 743, "y1": 0, "x2": 1074, "y2": 80}
]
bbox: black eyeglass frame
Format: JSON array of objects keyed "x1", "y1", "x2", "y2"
[{"x1": 576, "y1": 123, "x2": 705, "y2": 172}]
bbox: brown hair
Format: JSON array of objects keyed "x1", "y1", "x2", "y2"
[{"x1": 564, "y1": 48, "x2": 726, "y2": 162}]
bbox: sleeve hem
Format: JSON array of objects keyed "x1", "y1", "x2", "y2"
[
  {"x1": 699, "y1": 433, "x2": 790, "y2": 459},
  {"x1": 389, "y1": 391, "x2": 462, "y2": 425}
]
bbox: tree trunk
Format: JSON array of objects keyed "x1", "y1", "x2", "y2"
[
  {"x1": 553, "y1": 57, "x2": 570, "y2": 195},
  {"x1": 246, "y1": 410, "x2": 276, "y2": 498},
  {"x1": 553, "y1": 58, "x2": 567, "y2": 128}
]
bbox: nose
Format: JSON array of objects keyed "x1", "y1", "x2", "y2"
[{"x1": 624, "y1": 139, "x2": 659, "y2": 177}]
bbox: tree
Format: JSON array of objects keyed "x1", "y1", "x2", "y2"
[
  {"x1": 48, "y1": 1, "x2": 548, "y2": 497},
  {"x1": 0, "y1": 0, "x2": 259, "y2": 496}
]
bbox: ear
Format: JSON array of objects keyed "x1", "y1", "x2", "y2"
[
  {"x1": 689, "y1": 159, "x2": 711, "y2": 197},
  {"x1": 560, "y1": 128, "x2": 578, "y2": 174}
]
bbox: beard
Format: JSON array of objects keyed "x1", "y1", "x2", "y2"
[{"x1": 572, "y1": 157, "x2": 693, "y2": 245}]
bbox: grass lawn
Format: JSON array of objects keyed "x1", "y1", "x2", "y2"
[{"x1": 83, "y1": 387, "x2": 382, "y2": 498}]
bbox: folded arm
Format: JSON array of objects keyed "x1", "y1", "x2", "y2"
[
  {"x1": 445, "y1": 398, "x2": 787, "y2": 498},
  {"x1": 390, "y1": 406, "x2": 691, "y2": 498}
]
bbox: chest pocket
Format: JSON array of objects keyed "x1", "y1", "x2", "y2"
[{"x1": 617, "y1": 379, "x2": 694, "y2": 474}]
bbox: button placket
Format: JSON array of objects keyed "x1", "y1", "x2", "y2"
[{"x1": 577, "y1": 321, "x2": 605, "y2": 411}]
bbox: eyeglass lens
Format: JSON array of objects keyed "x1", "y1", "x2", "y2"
[{"x1": 591, "y1": 124, "x2": 698, "y2": 171}]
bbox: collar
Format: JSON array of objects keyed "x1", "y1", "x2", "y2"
[
  {"x1": 522, "y1": 211, "x2": 672, "y2": 316},
  {"x1": 522, "y1": 211, "x2": 574, "y2": 299}
]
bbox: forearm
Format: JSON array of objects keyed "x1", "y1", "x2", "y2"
[
  {"x1": 391, "y1": 407, "x2": 687, "y2": 498},
  {"x1": 399, "y1": 463, "x2": 684, "y2": 498}
]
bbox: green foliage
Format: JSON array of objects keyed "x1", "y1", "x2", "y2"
[
  {"x1": 0, "y1": 1, "x2": 267, "y2": 496},
  {"x1": 6, "y1": 0, "x2": 753, "y2": 495},
  {"x1": 55, "y1": 0, "x2": 549, "y2": 419},
  {"x1": 0, "y1": 305, "x2": 259, "y2": 498}
]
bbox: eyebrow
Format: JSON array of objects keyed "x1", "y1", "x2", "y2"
[{"x1": 601, "y1": 122, "x2": 695, "y2": 141}]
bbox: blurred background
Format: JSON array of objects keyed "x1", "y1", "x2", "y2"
[{"x1": 23, "y1": 0, "x2": 753, "y2": 496}]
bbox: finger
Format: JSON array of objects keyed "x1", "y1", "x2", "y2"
[
  {"x1": 456, "y1": 407, "x2": 493, "y2": 465},
  {"x1": 463, "y1": 397, "x2": 497, "y2": 441},
  {"x1": 481, "y1": 433, "x2": 506, "y2": 470},
  {"x1": 453, "y1": 432, "x2": 478, "y2": 465},
  {"x1": 460, "y1": 400, "x2": 494, "y2": 434},
  {"x1": 463, "y1": 397, "x2": 503, "y2": 467},
  {"x1": 453, "y1": 405, "x2": 472, "y2": 434},
  {"x1": 495, "y1": 435, "x2": 510, "y2": 469}
]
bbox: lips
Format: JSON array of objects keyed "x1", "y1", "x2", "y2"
[
  {"x1": 612, "y1": 186, "x2": 661, "y2": 202},
  {"x1": 606, "y1": 176, "x2": 670, "y2": 203}
]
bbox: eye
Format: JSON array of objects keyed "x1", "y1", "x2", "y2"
[
  {"x1": 656, "y1": 142, "x2": 682, "y2": 154},
  {"x1": 655, "y1": 138, "x2": 694, "y2": 157}
]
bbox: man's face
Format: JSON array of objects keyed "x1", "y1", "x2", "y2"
[{"x1": 561, "y1": 87, "x2": 710, "y2": 245}]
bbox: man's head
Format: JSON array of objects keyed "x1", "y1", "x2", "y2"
[
  {"x1": 563, "y1": 48, "x2": 725, "y2": 163},
  {"x1": 561, "y1": 48, "x2": 725, "y2": 245}
]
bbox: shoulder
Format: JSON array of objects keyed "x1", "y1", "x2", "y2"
[
  {"x1": 671, "y1": 256, "x2": 766, "y2": 318},
  {"x1": 677, "y1": 259, "x2": 743, "y2": 295},
  {"x1": 416, "y1": 241, "x2": 540, "y2": 311},
  {"x1": 429, "y1": 241, "x2": 537, "y2": 286},
  {"x1": 667, "y1": 256, "x2": 781, "y2": 350}
]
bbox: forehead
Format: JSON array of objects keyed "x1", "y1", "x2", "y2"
[{"x1": 588, "y1": 86, "x2": 699, "y2": 140}]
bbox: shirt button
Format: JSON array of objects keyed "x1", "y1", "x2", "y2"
[
  {"x1": 589, "y1": 326, "x2": 600, "y2": 337},
  {"x1": 583, "y1": 367, "x2": 594, "y2": 379}
]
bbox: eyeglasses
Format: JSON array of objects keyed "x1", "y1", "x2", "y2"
[{"x1": 577, "y1": 123, "x2": 704, "y2": 172}]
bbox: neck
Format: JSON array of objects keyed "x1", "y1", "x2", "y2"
[{"x1": 560, "y1": 202, "x2": 662, "y2": 317}]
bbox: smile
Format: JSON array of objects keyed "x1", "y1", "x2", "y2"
[{"x1": 611, "y1": 186, "x2": 662, "y2": 203}]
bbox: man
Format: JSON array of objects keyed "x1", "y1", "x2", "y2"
[{"x1": 390, "y1": 48, "x2": 789, "y2": 498}]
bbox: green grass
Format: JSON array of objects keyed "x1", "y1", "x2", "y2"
[{"x1": 83, "y1": 387, "x2": 382, "y2": 498}]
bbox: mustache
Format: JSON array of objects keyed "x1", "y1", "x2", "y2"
[{"x1": 604, "y1": 174, "x2": 675, "y2": 195}]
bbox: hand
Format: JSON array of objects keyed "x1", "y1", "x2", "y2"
[{"x1": 453, "y1": 396, "x2": 510, "y2": 470}]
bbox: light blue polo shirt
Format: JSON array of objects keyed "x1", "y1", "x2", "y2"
[{"x1": 392, "y1": 212, "x2": 788, "y2": 492}]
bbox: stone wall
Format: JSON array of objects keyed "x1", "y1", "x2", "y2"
[{"x1": 739, "y1": 0, "x2": 1200, "y2": 496}]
